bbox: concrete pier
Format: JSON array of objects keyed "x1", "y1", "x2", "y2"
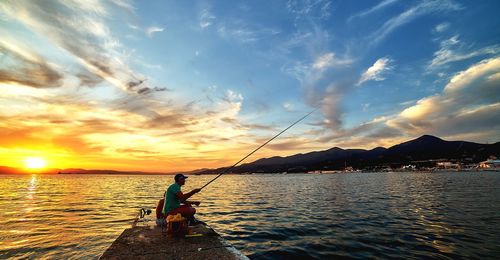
[{"x1": 100, "y1": 222, "x2": 248, "y2": 260}]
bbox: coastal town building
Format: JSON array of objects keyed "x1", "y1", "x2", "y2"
[
  {"x1": 436, "y1": 161, "x2": 460, "y2": 169},
  {"x1": 479, "y1": 159, "x2": 500, "y2": 169}
]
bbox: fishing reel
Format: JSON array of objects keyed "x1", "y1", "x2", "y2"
[{"x1": 139, "y1": 208, "x2": 152, "y2": 219}]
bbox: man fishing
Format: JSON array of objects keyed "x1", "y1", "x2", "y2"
[
  {"x1": 155, "y1": 108, "x2": 316, "y2": 227},
  {"x1": 160, "y1": 174, "x2": 201, "y2": 225}
]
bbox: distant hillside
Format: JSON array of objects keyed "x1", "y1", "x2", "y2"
[
  {"x1": 0, "y1": 166, "x2": 25, "y2": 174},
  {"x1": 199, "y1": 135, "x2": 500, "y2": 173}
]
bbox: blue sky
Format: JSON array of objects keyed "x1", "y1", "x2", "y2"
[{"x1": 0, "y1": 0, "x2": 499, "y2": 171}]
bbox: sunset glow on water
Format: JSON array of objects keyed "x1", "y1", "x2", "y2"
[{"x1": 1, "y1": 172, "x2": 499, "y2": 259}]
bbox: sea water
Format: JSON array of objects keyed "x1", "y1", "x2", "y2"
[{"x1": 0, "y1": 172, "x2": 499, "y2": 259}]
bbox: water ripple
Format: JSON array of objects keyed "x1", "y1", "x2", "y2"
[{"x1": 0, "y1": 172, "x2": 499, "y2": 259}]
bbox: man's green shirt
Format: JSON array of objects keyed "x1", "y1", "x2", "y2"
[{"x1": 163, "y1": 183, "x2": 181, "y2": 214}]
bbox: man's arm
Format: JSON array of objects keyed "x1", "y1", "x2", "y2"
[{"x1": 175, "y1": 188, "x2": 201, "y2": 202}]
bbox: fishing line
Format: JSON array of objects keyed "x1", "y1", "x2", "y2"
[{"x1": 199, "y1": 108, "x2": 318, "y2": 190}]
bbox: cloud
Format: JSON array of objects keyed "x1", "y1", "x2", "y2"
[
  {"x1": 434, "y1": 22, "x2": 450, "y2": 32},
  {"x1": 146, "y1": 26, "x2": 164, "y2": 37},
  {"x1": 357, "y1": 57, "x2": 393, "y2": 86},
  {"x1": 286, "y1": 0, "x2": 332, "y2": 20},
  {"x1": 76, "y1": 72, "x2": 103, "y2": 87},
  {"x1": 0, "y1": 2, "x2": 293, "y2": 171},
  {"x1": 388, "y1": 57, "x2": 500, "y2": 136},
  {"x1": 318, "y1": 57, "x2": 500, "y2": 148},
  {"x1": 0, "y1": 38, "x2": 63, "y2": 88},
  {"x1": 313, "y1": 52, "x2": 353, "y2": 70},
  {"x1": 216, "y1": 21, "x2": 278, "y2": 43},
  {"x1": 0, "y1": 0, "x2": 156, "y2": 93},
  {"x1": 146, "y1": 113, "x2": 194, "y2": 129},
  {"x1": 281, "y1": 25, "x2": 357, "y2": 131},
  {"x1": 347, "y1": 0, "x2": 399, "y2": 22},
  {"x1": 369, "y1": 0, "x2": 462, "y2": 45},
  {"x1": 362, "y1": 103, "x2": 370, "y2": 112},
  {"x1": 199, "y1": 9, "x2": 216, "y2": 29},
  {"x1": 283, "y1": 102, "x2": 294, "y2": 112},
  {"x1": 0, "y1": 83, "x2": 258, "y2": 171},
  {"x1": 283, "y1": 61, "x2": 354, "y2": 130},
  {"x1": 427, "y1": 35, "x2": 500, "y2": 69},
  {"x1": 223, "y1": 89, "x2": 243, "y2": 103}
]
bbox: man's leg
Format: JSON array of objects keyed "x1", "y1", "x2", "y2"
[{"x1": 168, "y1": 205, "x2": 196, "y2": 218}]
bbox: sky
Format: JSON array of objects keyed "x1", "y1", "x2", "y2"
[{"x1": 0, "y1": 0, "x2": 499, "y2": 172}]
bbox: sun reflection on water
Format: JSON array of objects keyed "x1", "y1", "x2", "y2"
[{"x1": 0, "y1": 172, "x2": 498, "y2": 259}]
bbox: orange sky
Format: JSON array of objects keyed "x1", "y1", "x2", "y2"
[
  {"x1": 0, "y1": 84, "x2": 405, "y2": 172},
  {"x1": 0, "y1": 84, "x2": 328, "y2": 172}
]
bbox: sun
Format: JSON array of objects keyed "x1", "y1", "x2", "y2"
[{"x1": 24, "y1": 157, "x2": 47, "y2": 169}]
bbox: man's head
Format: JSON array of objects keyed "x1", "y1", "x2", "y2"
[{"x1": 174, "y1": 173, "x2": 188, "y2": 185}]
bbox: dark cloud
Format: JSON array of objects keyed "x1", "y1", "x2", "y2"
[
  {"x1": 86, "y1": 58, "x2": 114, "y2": 77},
  {"x1": 137, "y1": 86, "x2": 170, "y2": 95},
  {"x1": 146, "y1": 113, "x2": 193, "y2": 129},
  {"x1": 221, "y1": 117, "x2": 237, "y2": 124},
  {"x1": 127, "y1": 79, "x2": 144, "y2": 90},
  {"x1": 137, "y1": 87, "x2": 150, "y2": 94},
  {"x1": 76, "y1": 72, "x2": 103, "y2": 87},
  {"x1": 0, "y1": 43, "x2": 63, "y2": 88}
]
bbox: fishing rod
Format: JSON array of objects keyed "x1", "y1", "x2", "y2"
[{"x1": 199, "y1": 108, "x2": 318, "y2": 190}]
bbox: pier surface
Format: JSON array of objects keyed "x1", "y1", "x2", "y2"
[{"x1": 100, "y1": 223, "x2": 248, "y2": 260}]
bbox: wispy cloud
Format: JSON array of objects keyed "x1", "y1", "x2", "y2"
[
  {"x1": 427, "y1": 35, "x2": 500, "y2": 69},
  {"x1": 217, "y1": 21, "x2": 279, "y2": 43},
  {"x1": 286, "y1": 0, "x2": 332, "y2": 20},
  {"x1": 0, "y1": 0, "x2": 155, "y2": 94},
  {"x1": 357, "y1": 57, "x2": 393, "y2": 86},
  {"x1": 0, "y1": 38, "x2": 63, "y2": 88},
  {"x1": 369, "y1": 0, "x2": 462, "y2": 45},
  {"x1": 434, "y1": 22, "x2": 450, "y2": 32},
  {"x1": 283, "y1": 102, "x2": 294, "y2": 112},
  {"x1": 146, "y1": 26, "x2": 164, "y2": 37},
  {"x1": 199, "y1": 9, "x2": 216, "y2": 29},
  {"x1": 313, "y1": 52, "x2": 353, "y2": 71},
  {"x1": 347, "y1": 0, "x2": 399, "y2": 22}
]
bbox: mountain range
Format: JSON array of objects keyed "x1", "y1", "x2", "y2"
[
  {"x1": 198, "y1": 135, "x2": 500, "y2": 173},
  {"x1": 1, "y1": 135, "x2": 498, "y2": 174}
]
